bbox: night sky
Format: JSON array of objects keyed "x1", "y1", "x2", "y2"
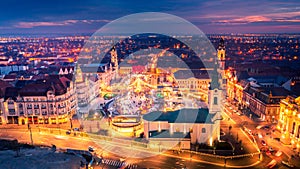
[{"x1": 0, "y1": 0, "x2": 299, "y2": 35}]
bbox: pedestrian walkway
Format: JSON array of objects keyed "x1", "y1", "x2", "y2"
[{"x1": 101, "y1": 158, "x2": 138, "y2": 169}]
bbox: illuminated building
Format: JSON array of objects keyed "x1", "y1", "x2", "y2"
[
  {"x1": 143, "y1": 58, "x2": 222, "y2": 148},
  {"x1": 110, "y1": 46, "x2": 119, "y2": 79},
  {"x1": 0, "y1": 64, "x2": 29, "y2": 75},
  {"x1": 75, "y1": 64, "x2": 90, "y2": 107},
  {"x1": 174, "y1": 70, "x2": 210, "y2": 101},
  {"x1": 0, "y1": 80, "x2": 13, "y2": 124},
  {"x1": 243, "y1": 86, "x2": 290, "y2": 122},
  {"x1": 278, "y1": 95, "x2": 300, "y2": 152},
  {"x1": 75, "y1": 64, "x2": 101, "y2": 108},
  {"x1": 226, "y1": 69, "x2": 249, "y2": 106},
  {"x1": 0, "y1": 76, "x2": 76, "y2": 125}
]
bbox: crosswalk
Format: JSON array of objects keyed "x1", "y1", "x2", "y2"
[{"x1": 101, "y1": 159, "x2": 138, "y2": 169}]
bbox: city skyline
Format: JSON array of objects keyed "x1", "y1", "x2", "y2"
[
  {"x1": 0, "y1": 0, "x2": 299, "y2": 35},
  {"x1": 0, "y1": 1, "x2": 300, "y2": 168}
]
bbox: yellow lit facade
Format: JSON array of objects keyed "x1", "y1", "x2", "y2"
[
  {"x1": 0, "y1": 80, "x2": 77, "y2": 125},
  {"x1": 278, "y1": 95, "x2": 300, "y2": 152},
  {"x1": 226, "y1": 68, "x2": 244, "y2": 105}
]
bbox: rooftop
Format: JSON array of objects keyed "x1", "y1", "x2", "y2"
[
  {"x1": 149, "y1": 130, "x2": 191, "y2": 139},
  {"x1": 143, "y1": 108, "x2": 214, "y2": 124}
]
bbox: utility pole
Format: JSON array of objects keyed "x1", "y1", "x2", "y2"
[{"x1": 27, "y1": 123, "x2": 33, "y2": 145}]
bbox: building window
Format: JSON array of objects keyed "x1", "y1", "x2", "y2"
[
  {"x1": 41, "y1": 105, "x2": 46, "y2": 109},
  {"x1": 297, "y1": 125, "x2": 300, "y2": 138},
  {"x1": 34, "y1": 110, "x2": 39, "y2": 115},
  {"x1": 28, "y1": 110, "x2": 32, "y2": 115},
  {"x1": 27, "y1": 104, "x2": 32, "y2": 109},
  {"x1": 19, "y1": 104, "x2": 23, "y2": 109},
  {"x1": 8, "y1": 109, "x2": 15, "y2": 115},
  {"x1": 202, "y1": 128, "x2": 206, "y2": 133},
  {"x1": 42, "y1": 111, "x2": 47, "y2": 116},
  {"x1": 213, "y1": 97, "x2": 218, "y2": 105},
  {"x1": 292, "y1": 122, "x2": 296, "y2": 134}
]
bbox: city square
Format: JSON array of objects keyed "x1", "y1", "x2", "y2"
[{"x1": 0, "y1": 1, "x2": 300, "y2": 169}]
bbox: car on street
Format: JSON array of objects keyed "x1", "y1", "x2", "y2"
[
  {"x1": 266, "y1": 159, "x2": 277, "y2": 168},
  {"x1": 262, "y1": 125, "x2": 270, "y2": 130},
  {"x1": 66, "y1": 129, "x2": 71, "y2": 135},
  {"x1": 274, "y1": 138, "x2": 280, "y2": 142},
  {"x1": 220, "y1": 131, "x2": 226, "y2": 136},
  {"x1": 261, "y1": 140, "x2": 266, "y2": 146},
  {"x1": 282, "y1": 161, "x2": 295, "y2": 168},
  {"x1": 247, "y1": 129, "x2": 252, "y2": 135},
  {"x1": 269, "y1": 147, "x2": 274, "y2": 152},
  {"x1": 88, "y1": 146, "x2": 95, "y2": 152},
  {"x1": 275, "y1": 150, "x2": 282, "y2": 157}
]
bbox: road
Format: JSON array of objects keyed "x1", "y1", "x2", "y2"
[
  {"x1": 223, "y1": 100, "x2": 294, "y2": 169},
  {"x1": 0, "y1": 127, "x2": 265, "y2": 169},
  {"x1": 1, "y1": 98, "x2": 296, "y2": 168}
]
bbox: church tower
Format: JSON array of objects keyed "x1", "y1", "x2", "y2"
[
  {"x1": 217, "y1": 38, "x2": 226, "y2": 71},
  {"x1": 110, "y1": 46, "x2": 118, "y2": 78},
  {"x1": 217, "y1": 38, "x2": 227, "y2": 98},
  {"x1": 208, "y1": 58, "x2": 222, "y2": 141},
  {"x1": 208, "y1": 59, "x2": 222, "y2": 114}
]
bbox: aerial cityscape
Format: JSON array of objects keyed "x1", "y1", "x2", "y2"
[{"x1": 0, "y1": 1, "x2": 300, "y2": 169}]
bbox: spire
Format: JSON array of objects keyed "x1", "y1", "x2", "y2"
[
  {"x1": 209, "y1": 57, "x2": 220, "y2": 90},
  {"x1": 219, "y1": 38, "x2": 225, "y2": 49},
  {"x1": 75, "y1": 64, "x2": 83, "y2": 83}
]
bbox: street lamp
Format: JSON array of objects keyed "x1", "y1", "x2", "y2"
[
  {"x1": 70, "y1": 118, "x2": 73, "y2": 129},
  {"x1": 27, "y1": 123, "x2": 33, "y2": 145}
]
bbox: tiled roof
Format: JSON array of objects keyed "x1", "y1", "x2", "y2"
[
  {"x1": 143, "y1": 108, "x2": 214, "y2": 124},
  {"x1": 4, "y1": 75, "x2": 73, "y2": 99},
  {"x1": 173, "y1": 70, "x2": 209, "y2": 80}
]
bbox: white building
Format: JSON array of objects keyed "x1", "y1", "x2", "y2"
[{"x1": 143, "y1": 58, "x2": 223, "y2": 149}]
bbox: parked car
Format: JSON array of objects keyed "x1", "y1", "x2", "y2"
[
  {"x1": 282, "y1": 161, "x2": 295, "y2": 168},
  {"x1": 66, "y1": 129, "x2": 71, "y2": 135}
]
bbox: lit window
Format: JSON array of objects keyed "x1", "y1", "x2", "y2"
[{"x1": 214, "y1": 97, "x2": 218, "y2": 105}]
